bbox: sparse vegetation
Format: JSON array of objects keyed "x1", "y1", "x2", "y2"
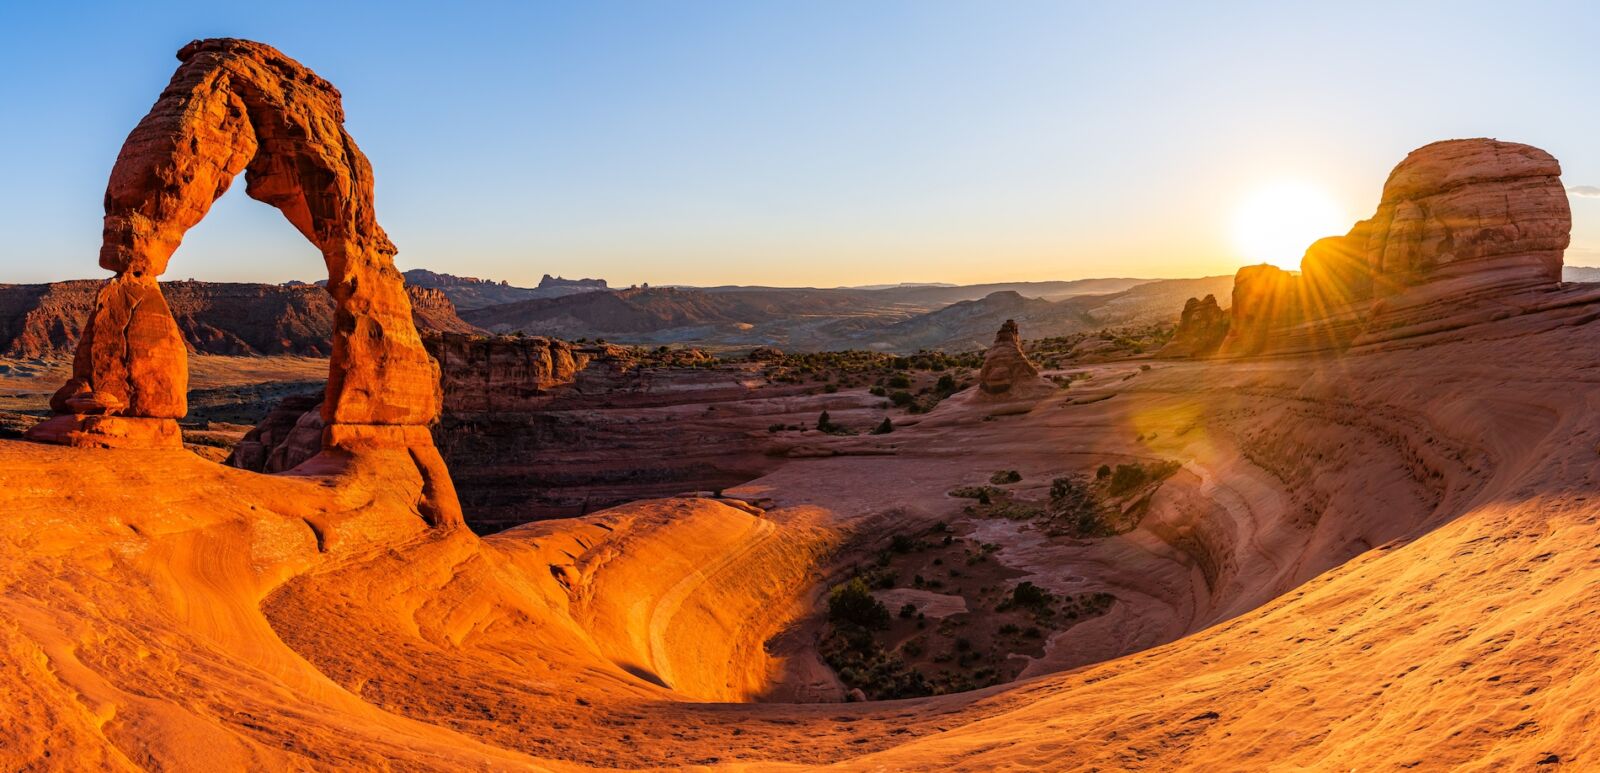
[
  {"x1": 819, "y1": 523, "x2": 1118, "y2": 701},
  {"x1": 828, "y1": 578, "x2": 890, "y2": 630}
]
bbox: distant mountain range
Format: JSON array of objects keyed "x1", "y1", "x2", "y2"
[
  {"x1": 45, "y1": 261, "x2": 1582, "y2": 356},
  {"x1": 461, "y1": 275, "x2": 1233, "y2": 352}
]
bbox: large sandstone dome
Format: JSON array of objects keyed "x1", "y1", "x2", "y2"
[{"x1": 4, "y1": 41, "x2": 1600, "y2": 772}]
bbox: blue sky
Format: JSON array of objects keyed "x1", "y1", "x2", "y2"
[{"x1": 2, "y1": 1, "x2": 1598, "y2": 287}]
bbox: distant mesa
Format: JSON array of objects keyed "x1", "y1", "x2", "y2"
[
  {"x1": 1164, "y1": 138, "x2": 1573, "y2": 359},
  {"x1": 539, "y1": 273, "x2": 608, "y2": 291},
  {"x1": 398, "y1": 269, "x2": 610, "y2": 310}
]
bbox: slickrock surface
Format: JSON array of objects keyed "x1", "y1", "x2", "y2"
[
  {"x1": 1158, "y1": 294, "x2": 1228, "y2": 357},
  {"x1": 972, "y1": 319, "x2": 1054, "y2": 400},
  {"x1": 6, "y1": 285, "x2": 1600, "y2": 768},
  {"x1": 1212, "y1": 138, "x2": 1572, "y2": 357}
]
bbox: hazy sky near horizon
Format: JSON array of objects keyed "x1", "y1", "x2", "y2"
[{"x1": 3, "y1": 1, "x2": 1600, "y2": 288}]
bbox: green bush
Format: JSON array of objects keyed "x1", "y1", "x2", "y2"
[
  {"x1": 990, "y1": 470, "x2": 1022, "y2": 485},
  {"x1": 828, "y1": 578, "x2": 890, "y2": 630},
  {"x1": 871, "y1": 417, "x2": 894, "y2": 435}
]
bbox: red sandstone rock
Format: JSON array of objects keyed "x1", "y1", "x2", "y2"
[
  {"x1": 1215, "y1": 265, "x2": 1302, "y2": 358},
  {"x1": 0, "y1": 280, "x2": 477, "y2": 359},
  {"x1": 1158, "y1": 294, "x2": 1229, "y2": 358},
  {"x1": 57, "y1": 274, "x2": 189, "y2": 420},
  {"x1": 1213, "y1": 138, "x2": 1571, "y2": 357},
  {"x1": 62, "y1": 38, "x2": 442, "y2": 430},
  {"x1": 28, "y1": 38, "x2": 460, "y2": 528},
  {"x1": 429, "y1": 332, "x2": 590, "y2": 413},
  {"x1": 973, "y1": 320, "x2": 1052, "y2": 400}
]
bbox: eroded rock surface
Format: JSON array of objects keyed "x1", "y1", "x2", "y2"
[
  {"x1": 1211, "y1": 138, "x2": 1572, "y2": 357},
  {"x1": 1158, "y1": 294, "x2": 1229, "y2": 357},
  {"x1": 28, "y1": 38, "x2": 460, "y2": 526},
  {"x1": 973, "y1": 319, "x2": 1053, "y2": 399}
]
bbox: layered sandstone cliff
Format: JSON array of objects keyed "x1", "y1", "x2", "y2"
[
  {"x1": 0, "y1": 280, "x2": 476, "y2": 359},
  {"x1": 227, "y1": 334, "x2": 864, "y2": 531}
]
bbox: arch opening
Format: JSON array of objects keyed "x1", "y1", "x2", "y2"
[{"x1": 24, "y1": 38, "x2": 461, "y2": 528}]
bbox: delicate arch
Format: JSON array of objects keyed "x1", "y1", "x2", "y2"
[{"x1": 29, "y1": 39, "x2": 460, "y2": 527}]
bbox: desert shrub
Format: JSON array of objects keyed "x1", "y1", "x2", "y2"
[
  {"x1": 889, "y1": 390, "x2": 916, "y2": 407},
  {"x1": 1096, "y1": 464, "x2": 1112, "y2": 479},
  {"x1": 1050, "y1": 476, "x2": 1111, "y2": 537},
  {"x1": 768, "y1": 423, "x2": 785, "y2": 433},
  {"x1": 899, "y1": 603, "x2": 917, "y2": 619},
  {"x1": 948, "y1": 485, "x2": 1002, "y2": 500},
  {"x1": 869, "y1": 385, "x2": 887, "y2": 396},
  {"x1": 935, "y1": 374, "x2": 957, "y2": 394},
  {"x1": 990, "y1": 470, "x2": 1022, "y2": 485},
  {"x1": 891, "y1": 533, "x2": 920, "y2": 553},
  {"x1": 887, "y1": 373, "x2": 912, "y2": 389},
  {"x1": 871, "y1": 417, "x2": 894, "y2": 435},
  {"x1": 1108, "y1": 463, "x2": 1147, "y2": 495},
  {"x1": 829, "y1": 578, "x2": 890, "y2": 630},
  {"x1": 1009, "y1": 581, "x2": 1054, "y2": 608}
]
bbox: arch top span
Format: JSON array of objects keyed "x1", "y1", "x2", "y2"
[{"x1": 27, "y1": 38, "x2": 461, "y2": 528}]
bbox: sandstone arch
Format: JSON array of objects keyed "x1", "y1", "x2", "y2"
[{"x1": 27, "y1": 38, "x2": 461, "y2": 527}]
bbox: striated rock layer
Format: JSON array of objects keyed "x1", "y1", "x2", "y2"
[
  {"x1": 0, "y1": 280, "x2": 475, "y2": 359},
  {"x1": 231, "y1": 333, "x2": 889, "y2": 532},
  {"x1": 1204, "y1": 138, "x2": 1572, "y2": 358},
  {"x1": 26, "y1": 38, "x2": 460, "y2": 527}
]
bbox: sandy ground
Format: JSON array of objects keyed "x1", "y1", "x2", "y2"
[{"x1": 3, "y1": 293, "x2": 1600, "y2": 769}]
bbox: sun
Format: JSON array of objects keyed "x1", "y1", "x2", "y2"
[{"x1": 1231, "y1": 182, "x2": 1349, "y2": 271}]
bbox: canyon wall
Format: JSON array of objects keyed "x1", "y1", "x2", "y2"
[
  {"x1": 230, "y1": 333, "x2": 850, "y2": 532},
  {"x1": 0, "y1": 281, "x2": 475, "y2": 357}
]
